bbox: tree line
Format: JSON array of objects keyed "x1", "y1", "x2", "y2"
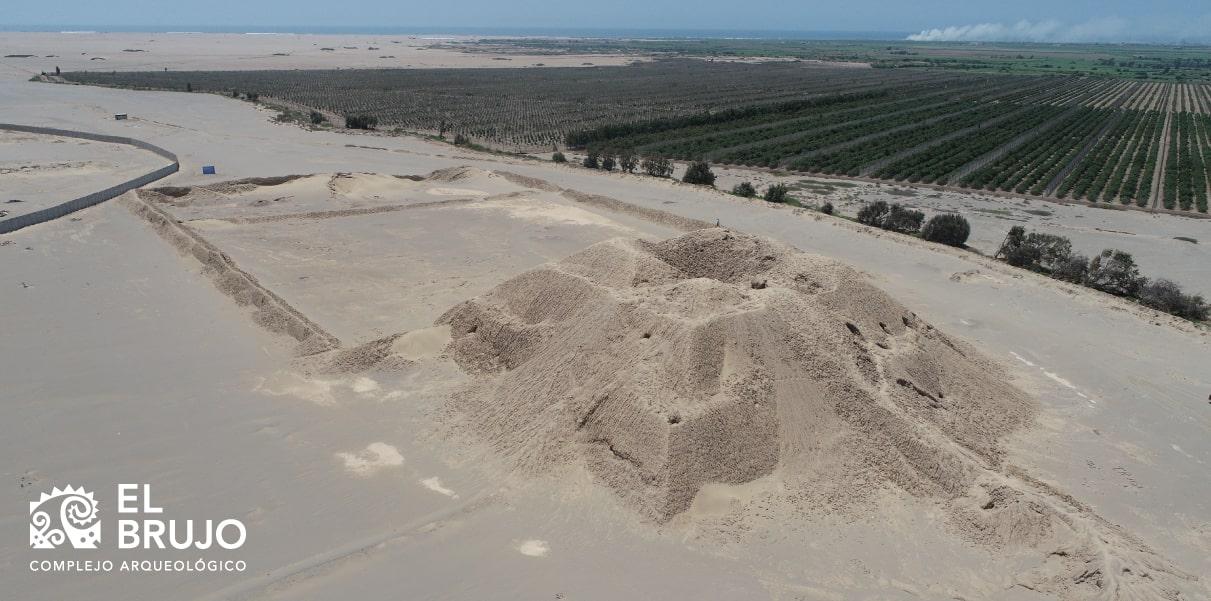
[{"x1": 997, "y1": 226, "x2": 1207, "y2": 321}]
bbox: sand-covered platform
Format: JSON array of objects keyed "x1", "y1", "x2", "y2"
[{"x1": 135, "y1": 167, "x2": 679, "y2": 344}]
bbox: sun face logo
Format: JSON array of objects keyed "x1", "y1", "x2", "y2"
[{"x1": 29, "y1": 485, "x2": 101, "y2": 549}]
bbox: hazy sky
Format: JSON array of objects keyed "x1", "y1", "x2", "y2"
[{"x1": 5, "y1": 1, "x2": 1211, "y2": 43}]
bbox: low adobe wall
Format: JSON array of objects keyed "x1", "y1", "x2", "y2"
[{"x1": 0, "y1": 123, "x2": 179, "y2": 234}]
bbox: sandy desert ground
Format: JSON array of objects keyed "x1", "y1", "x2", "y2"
[
  {"x1": 2, "y1": 34, "x2": 1209, "y2": 601},
  {"x1": 0, "y1": 129, "x2": 169, "y2": 219},
  {"x1": 705, "y1": 167, "x2": 1211, "y2": 297},
  {"x1": 0, "y1": 32, "x2": 636, "y2": 75}
]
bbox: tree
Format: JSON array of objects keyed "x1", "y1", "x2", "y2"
[
  {"x1": 857, "y1": 201, "x2": 890, "y2": 226},
  {"x1": 453, "y1": 133, "x2": 470, "y2": 146},
  {"x1": 1052, "y1": 254, "x2": 1090, "y2": 284},
  {"x1": 921, "y1": 214, "x2": 970, "y2": 247},
  {"x1": 883, "y1": 205, "x2": 924, "y2": 234},
  {"x1": 998, "y1": 226, "x2": 1074, "y2": 272},
  {"x1": 1085, "y1": 249, "x2": 1143, "y2": 296},
  {"x1": 820, "y1": 202, "x2": 834, "y2": 215},
  {"x1": 583, "y1": 151, "x2": 600, "y2": 169},
  {"x1": 1002, "y1": 238, "x2": 1042, "y2": 268},
  {"x1": 55, "y1": 66, "x2": 60, "y2": 76},
  {"x1": 763, "y1": 183, "x2": 789, "y2": 203},
  {"x1": 309, "y1": 111, "x2": 326, "y2": 125},
  {"x1": 642, "y1": 156, "x2": 673, "y2": 177},
  {"x1": 732, "y1": 181, "x2": 757, "y2": 197},
  {"x1": 601, "y1": 155, "x2": 616, "y2": 171},
  {"x1": 682, "y1": 161, "x2": 716, "y2": 186},
  {"x1": 552, "y1": 151, "x2": 567, "y2": 163},
  {"x1": 996, "y1": 226, "x2": 1028, "y2": 260},
  {"x1": 619, "y1": 151, "x2": 638, "y2": 173},
  {"x1": 345, "y1": 114, "x2": 377, "y2": 129},
  {"x1": 1026, "y1": 233, "x2": 1072, "y2": 271},
  {"x1": 186, "y1": 82, "x2": 193, "y2": 92}
]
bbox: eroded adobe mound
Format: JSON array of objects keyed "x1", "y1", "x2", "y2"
[
  {"x1": 435, "y1": 229, "x2": 1200, "y2": 597},
  {"x1": 438, "y1": 229, "x2": 1034, "y2": 519}
]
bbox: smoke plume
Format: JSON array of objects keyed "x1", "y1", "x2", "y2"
[{"x1": 907, "y1": 16, "x2": 1211, "y2": 44}]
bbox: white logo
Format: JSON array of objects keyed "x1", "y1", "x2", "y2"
[{"x1": 29, "y1": 485, "x2": 101, "y2": 549}]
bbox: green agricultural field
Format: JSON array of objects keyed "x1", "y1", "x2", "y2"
[
  {"x1": 450, "y1": 38, "x2": 1211, "y2": 82},
  {"x1": 60, "y1": 57, "x2": 1211, "y2": 214},
  {"x1": 62, "y1": 60, "x2": 960, "y2": 149}
]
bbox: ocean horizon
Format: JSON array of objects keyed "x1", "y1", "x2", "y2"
[{"x1": 0, "y1": 24, "x2": 913, "y2": 40}]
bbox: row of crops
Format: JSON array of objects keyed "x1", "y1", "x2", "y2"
[
  {"x1": 63, "y1": 60, "x2": 964, "y2": 149},
  {"x1": 565, "y1": 76, "x2": 1211, "y2": 213},
  {"x1": 872, "y1": 105, "x2": 1068, "y2": 184},
  {"x1": 1162, "y1": 112, "x2": 1210, "y2": 212},
  {"x1": 790, "y1": 103, "x2": 1023, "y2": 176},
  {"x1": 62, "y1": 61, "x2": 1211, "y2": 212},
  {"x1": 960, "y1": 108, "x2": 1120, "y2": 197}
]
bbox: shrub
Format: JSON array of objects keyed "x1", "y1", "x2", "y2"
[
  {"x1": 856, "y1": 201, "x2": 923, "y2": 233},
  {"x1": 309, "y1": 111, "x2": 326, "y2": 125},
  {"x1": 857, "y1": 201, "x2": 890, "y2": 226},
  {"x1": 997, "y1": 226, "x2": 1027, "y2": 257},
  {"x1": 345, "y1": 114, "x2": 378, "y2": 130},
  {"x1": 999, "y1": 226, "x2": 1041, "y2": 267},
  {"x1": 883, "y1": 204, "x2": 924, "y2": 234},
  {"x1": 552, "y1": 151, "x2": 567, "y2": 163},
  {"x1": 642, "y1": 156, "x2": 673, "y2": 178},
  {"x1": 921, "y1": 214, "x2": 970, "y2": 247},
  {"x1": 583, "y1": 151, "x2": 600, "y2": 169},
  {"x1": 1085, "y1": 249, "x2": 1144, "y2": 297},
  {"x1": 453, "y1": 133, "x2": 470, "y2": 146},
  {"x1": 1026, "y1": 233, "x2": 1072, "y2": 271},
  {"x1": 763, "y1": 183, "x2": 789, "y2": 203},
  {"x1": 1052, "y1": 253, "x2": 1090, "y2": 283},
  {"x1": 619, "y1": 151, "x2": 638, "y2": 173},
  {"x1": 820, "y1": 202, "x2": 834, "y2": 215},
  {"x1": 682, "y1": 161, "x2": 716, "y2": 186},
  {"x1": 732, "y1": 181, "x2": 757, "y2": 197},
  {"x1": 601, "y1": 155, "x2": 616, "y2": 171},
  {"x1": 998, "y1": 227, "x2": 1072, "y2": 272},
  {"x1": 1137, "y1": 279, "x2": 1209, "y2": 320}
]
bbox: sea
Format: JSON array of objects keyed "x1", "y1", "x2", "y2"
[{"x1": 0, "y1": 25, "x2": 911, "y2": 41}]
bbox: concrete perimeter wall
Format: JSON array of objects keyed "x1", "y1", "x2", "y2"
[{"x1": 0, "y1": 123, "x2": 179, "y2": 234}]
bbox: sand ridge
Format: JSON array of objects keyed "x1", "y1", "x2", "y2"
[{"x1": 122, "y1": 191, "x2": 341, "y2": 355}]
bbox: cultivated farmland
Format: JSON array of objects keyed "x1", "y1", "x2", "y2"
[
  {"x1": 62, "y1": 61, "x2": 1211, "y2": 213},
  {"x1": 62, "y1": 60, "x2": 967, "y2": 149}
]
